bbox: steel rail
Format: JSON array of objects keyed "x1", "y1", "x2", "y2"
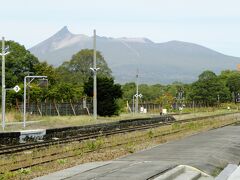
[
  {"x1": 0, "y1": 112, "x2": 239, "y2": 174},
  {"x1": 0, "y1": 112, "x2": 238, "y2": 155}
]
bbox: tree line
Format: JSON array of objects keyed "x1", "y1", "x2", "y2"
[
  {"x1": 122, "y1": 70, "x2": 240, "y2": 109},
  {"x1": 1, "y1": 40, "x2": 240, "y2": 116},
  {"x1": 0, "y1": 41, "x2": 121, "y2": 116}
]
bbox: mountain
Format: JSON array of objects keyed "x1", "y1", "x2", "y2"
[{"x1": 29, "y1": 26, "x2": 240, "y2": 84}]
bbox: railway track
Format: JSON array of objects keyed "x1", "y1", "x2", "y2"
[
  {"x1": 0, "y1": 122, "x2": 172, "y2": 155},
  {"x1": 0, "y1": 112, "x2": 238, "y2": 156},
  {"x1": 0, "y1": 112, "x2": 239, "y2": 175}
]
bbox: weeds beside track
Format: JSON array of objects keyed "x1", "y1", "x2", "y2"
[{"x1": 0, "y1": 112, "x2": 239, "y2": 179}]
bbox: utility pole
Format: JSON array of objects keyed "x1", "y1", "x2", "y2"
[
  {"x1": 1, "y1": 37, "x2": 5, "y2": 131},
  {"x1": 93, "y1": 30, "x2": 97, "y2": 120},
  {"x1": 90, "y1": 30, "x2": 99, "y2": 120},
  {"x1": 1, "y1": 37, "x2": 10, "y2": 130},
  {"x1": 132, "y1": 95, "x2": 135, "y2": 114},
  {"x1": 132, "y1": 69, "x2": 142, "y2": 114},
  {"x1": 135, "y1": 69, "x2": 139, "y2": 113}
]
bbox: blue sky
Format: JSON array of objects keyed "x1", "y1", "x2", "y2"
[{"x1": 1, "y1": 0, "x2": 240, "y2": 56}]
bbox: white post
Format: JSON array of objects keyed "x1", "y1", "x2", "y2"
[
  {"x1": 135, "y1": 69, "x2": 139, "y2": 113},
  {"x1": 132, "y1": 95, "x2": 135, "y2": 114},
  {"x1": 23, "y1": 77, "x2": 27, "y2": 128},
  {"x1": 1, "y1": 37, "x2": 6, "y2": 130}
]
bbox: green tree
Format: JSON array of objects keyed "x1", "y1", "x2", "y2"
[
  {"x1": 226, "y1": 72, "x2": 240, "y2": 102},
  {"x1": 139, "y1": 84, "x2": 164, "y2": 102},
  {"x1": 57, "y1": 49, "x2": 112, "y2": 85},
  {"x1": 198, "y1": 70, "x2": 217, "y2": 81},
  {"x1": 188, "y1": 70, "x2": 231, "y2": 105},
  {"x1": 0, "y1": 40, "x2": 40, "y2": 88},
  {"x1": 46, "y1": 83, "x2": 83, "y2": 102},
  {"x1": 121, "y1": 83, "x2": 164, "y2": 104},
  {"x1": 33, "y1": 62, "x2": 59, "y2": 85},
  {"x1": 155, "y1": 92, "x2": 174, "y2": 110},
  {"x1": 0, "y1": 40, "x2": 40, "y2": 108},
  {"x1": 84, "y1": 77, "x2": 122, "y2": 116},
  {"x1": 122, "y1": 82, "x2": 136, "y2": 102},
  {"x1": 29, "y1": 84, "x2": 43, "y2": 102},
  {"x1": 5, "y1": 84, "x2": 24, "y2": 110}
]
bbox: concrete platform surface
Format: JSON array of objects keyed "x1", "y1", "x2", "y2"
[
  {"x1": 216, "y1": 164, "x2": 238, "y2": 180},
  {"x1": 34, "y1": 125, "x2": 240, "y2": 180},
  {"x1": 227, "y1": 165, "x2": 240, "y2": 180},
  {"x1": 153, "y1": 165, "x2": 214, "y2": 180}
]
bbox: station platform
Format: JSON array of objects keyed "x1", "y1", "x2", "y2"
[{"x1": 34, "y1": 124, "x2": 240, "y2": 180}]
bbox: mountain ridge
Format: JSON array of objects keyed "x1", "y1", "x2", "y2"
[{"x1": 29, "y1": 26, "x2": 240, "y2": 84}]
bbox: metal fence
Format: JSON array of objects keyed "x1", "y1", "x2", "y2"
[
  {"x1": 17, "y1": 100, "x2": 210, "y2": 116},
  {"x1": 19, "y1": 100, "x2": 93, "y2": 116}
]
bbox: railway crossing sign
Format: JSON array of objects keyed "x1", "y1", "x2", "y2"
[
  {"x1": 13, "y1": 85, "x2": 21, "y2": 92},
  {"x1": 6, "y1": 85, "x2": 21, "y2": 92},
  {"x1": 134, "y1": 93, "x2": 143, "y2": 98}
]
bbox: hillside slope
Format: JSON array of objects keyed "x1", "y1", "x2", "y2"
[{"x1": 29, "y1": 26, "x2": 240, "y2": 84}]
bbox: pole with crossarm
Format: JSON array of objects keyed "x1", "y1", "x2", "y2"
[
  {"x1": 0, "y1": 37, "x2": 10, "y2": 130},
  {"x1": 90, "y1": 30, "x2": 100, "y2": 120}
]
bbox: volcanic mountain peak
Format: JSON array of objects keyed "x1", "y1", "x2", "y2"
[{"x1": 29, "y1": 26, "x2": 240, "y2": 83}]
